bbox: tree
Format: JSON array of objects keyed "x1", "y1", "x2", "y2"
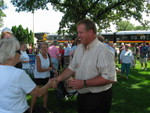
[
  {"x1": 11, "y1": 25, "x2": 34, "y2": 44},
  {"x1": 0, "y1": 0, "x2": 6, "y2": 28},
  {"x1": 116, "y1": 20, "x2": 150, "y2": 31},
  {"x1": 134, "y1": 20, "x2": 150, "y2": 30},
  {"x1": 11, "y1": 0, "x2": 150, "y2": 35},
  {"x1": 28, "y1": 30, "x2": 34, "y2": 44},
  {"x1": 116, "y1": 20, "x2": 135, "y2": 31}
]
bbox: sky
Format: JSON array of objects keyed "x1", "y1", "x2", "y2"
[
  {"x1": 2, "y1": 0, "x2": 64, "y2": 33},
  {"x1": 2, "y1": 0, "x2": 149, "y2": 34}
]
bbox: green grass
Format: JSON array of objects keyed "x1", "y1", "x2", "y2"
[{"x1": 27, "y1": 60, "x2": 150, "y2": 113}]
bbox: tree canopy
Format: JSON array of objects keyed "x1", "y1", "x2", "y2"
[
  {"x1": 0, "y1": 0, "x2": 6, "y2": 28},
  {"x1": 116, "y1": 21, "x2": 135, "y2": 31},
  {"x1": 116, "y1": 20, "x2": 150, "y2": 31},
  {"x1": 11, "y1": 25, "x2": 34, "y2": 44},
  {"x1": 11, "y1": 0, "x2": 150, "y2": 34}
]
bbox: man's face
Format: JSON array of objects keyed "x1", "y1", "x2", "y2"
[{"x1": 77, "y1": 24, "x2": 91, "y2": 46}]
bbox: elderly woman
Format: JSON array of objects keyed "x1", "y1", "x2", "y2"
[
  {"x1": 0, "y1": 38, "x2": 52, "y2": 113},
  {"x1": 1, "y1": 27, "x2": 22, "y2": 69},
  {"x1": 120, "y1": 44, "x2": 134, "y2": 79}
]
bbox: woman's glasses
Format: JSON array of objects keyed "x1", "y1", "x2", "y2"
[{"x1": 16, "y1": 50, "x2": 21, "y2": 54}]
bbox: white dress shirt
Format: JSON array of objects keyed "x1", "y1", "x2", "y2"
[{"x1": 69, "y1": 38, "x2": 117, "y2": 94}]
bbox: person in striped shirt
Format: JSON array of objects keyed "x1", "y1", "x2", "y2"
[{"x1": 50, "y1": 19, "x2": 117, "y2": 113}]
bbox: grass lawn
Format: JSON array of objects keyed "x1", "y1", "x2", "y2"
[
  {"x1": 27, "y1": 60, "x2": 150, "y2": 113},
  {"x1": 111, "y1": 60, "x2": 150, "y2": 113}
]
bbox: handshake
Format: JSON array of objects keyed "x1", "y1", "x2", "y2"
[
  {"x1": 46, "y1": 78, "x2": 59, "y2": 89},
  {"x1": 46, "y1": 77, "x2": 85, "y2": 90}
]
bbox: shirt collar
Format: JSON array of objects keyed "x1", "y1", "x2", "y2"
[{"x1": 82, "y1": 38, "x2": 99, "y2": 50}]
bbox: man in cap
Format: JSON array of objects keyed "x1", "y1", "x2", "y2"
[{"x1": 1, "y1": 27, "x2": 14, "y2": 39}]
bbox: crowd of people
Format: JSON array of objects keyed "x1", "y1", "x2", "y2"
[
  {"x1": 98, "y1": 35, "x2": 150, "y2": 78},
  {"x1": 117, "y1": 41, "x2": 149, "y2": 77},
  {"x1": 0, "y1": 19, "x2": 149, "y2": 113}
]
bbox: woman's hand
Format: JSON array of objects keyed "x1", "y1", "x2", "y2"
[
  {"x1": 48, "y1": 67, "x2": 52, "y2": 71},
  {"x1": 54, "y1": 70, "x2": 58, "y2": 77}
]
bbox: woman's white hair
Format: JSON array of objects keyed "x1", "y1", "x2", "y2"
[{"x1": 0, "y1": 38, "x2": 20, "y2": 64}]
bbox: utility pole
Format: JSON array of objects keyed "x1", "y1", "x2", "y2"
[{"x1": 33, "y1": 12, "x2": 35, "y2": 37}]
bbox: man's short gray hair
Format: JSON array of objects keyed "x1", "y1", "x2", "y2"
[{"x1": 0, "y1": 38, "x2": 20, "y2": 64}]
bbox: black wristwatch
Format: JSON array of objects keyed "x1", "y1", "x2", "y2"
[{"x1": 84, "y1": 80, "x2": 87, "y2": 88}]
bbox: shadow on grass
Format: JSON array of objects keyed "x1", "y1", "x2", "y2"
[
  {"x1": 27, "y1": 89, "x2": 78, "y2": 113},
  {"x1": 47, "y1": 90, "x2": 77, "y2": 113},
  {"x1": 111, "y1": 68, "x2": 150, "y2": 113}
]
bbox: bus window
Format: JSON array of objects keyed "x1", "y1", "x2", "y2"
[
  {"x1": 131, "y1": 36, "x2": 137, "y2": 40},
  {"x1": 140, "y1": 36, "x2": 145, "y2": 40}
]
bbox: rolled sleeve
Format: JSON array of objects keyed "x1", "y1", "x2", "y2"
[
  {"x1": 101, "y1": 63, "x2": 117, "y2": 81},
  {"x1": 97, "y1": 50, "x2": 117, "y2": 82}
]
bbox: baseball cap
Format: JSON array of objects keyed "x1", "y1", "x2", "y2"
[{"x1": 1, "y1": 27, "x2": 13, "y2": 34}]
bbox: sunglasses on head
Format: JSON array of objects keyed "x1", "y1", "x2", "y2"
[{"x1": 16, "y1": 50, "x2": 21, "y2": 54}]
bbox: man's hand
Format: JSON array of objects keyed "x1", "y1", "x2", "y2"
[{"x1": 67, "y1": 79, "x2": 84, "y2": 90}]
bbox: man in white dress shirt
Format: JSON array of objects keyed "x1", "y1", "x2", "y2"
[{"x1": 51, "y1": 19, "x2": 117, "y2": 113}]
